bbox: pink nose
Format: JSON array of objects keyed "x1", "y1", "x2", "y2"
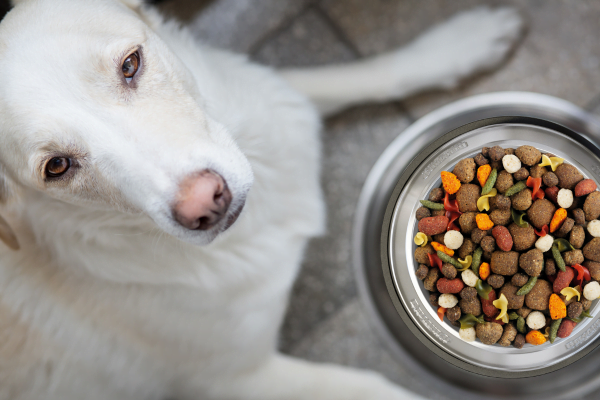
[{"x1": 173, "y1": 170, "x2": 232, "y2": 230}]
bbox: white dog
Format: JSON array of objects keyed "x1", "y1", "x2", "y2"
[{"x1": 0, "y1": 1, "x2": 522, "y2": 399}]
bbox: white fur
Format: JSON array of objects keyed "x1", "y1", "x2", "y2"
[{"x1": 0, "y1": 1, "x2": 523, "y2": 399}]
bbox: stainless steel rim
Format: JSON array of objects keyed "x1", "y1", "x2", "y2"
[{"x1": 353, "y1": 92, "x2": 600, "y2": 398}]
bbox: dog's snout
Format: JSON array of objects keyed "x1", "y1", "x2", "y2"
[{"x1": 173, "y1": 170, "x2": 231, "y2": 231}]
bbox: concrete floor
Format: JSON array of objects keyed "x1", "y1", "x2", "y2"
[{"x1": 3, "y1": 0, "x2": 600, "y2": 398}]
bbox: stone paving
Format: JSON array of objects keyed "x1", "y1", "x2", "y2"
[{"x1": 3, "y1": 0, "x2": 600, "y2": 398}]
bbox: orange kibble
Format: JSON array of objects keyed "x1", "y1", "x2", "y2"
[
  {"x1": 431, "y1": 242, "x2": 454, "y2": 257},
  {"x1": 549, "y1": 208, "x2": 567, "y2": 233},
  {"x1": 526, "y1": 330, "x2": 547, "y2": 346},
  {"x1": 479, "y1": 262, "x2": 490, "y2": 280},
  {"x1": 549, "y1": 293, "x2": 567, "y2": 320},
  {"x1": 476, "y1": 213, "x2": 494, "y2": 230},
  {"x1": 477, "y1": 165, "x2": 492, "y2": 187},
  {"x1": 441, "y1": 171, "x2": 461, "y2": 195}
]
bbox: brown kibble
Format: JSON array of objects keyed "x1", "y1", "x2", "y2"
[
  {"x1": 567, "y1": 302, "x2": 583, "y2": 319},
  {"x1": 499, "y1": 283, "x2": 525, "y2": 309},
  {"x1": 542, "y1": 172, "x2": 559, "y2": 187},
  {"x1": 511, "y1": 188, "x2": 532, "y2": 211},
  {"x1": 471, "y1": 228, "x2": 488, "y2": 244},
  {"x1": 456, "y1": 184, "x2": 481, "y2": 213},
  {"x1": 490, "y1": 160, "x2": 503, "y2": 172},
  {"x1": 441, "y1": 263, "x2": 457, "y2": 279},
  {"x1": 414, "y1": 244, "x2": 435, "y2": 265},
  {"x1": 457, "y1": 239, "x2": 475, "y2": 259},
  {"x1": 480, "y1": 236, "x2": 496, "y2": 253},
  {"x1": 482, "y1": 147, "x2": 490, "y2": 157},
  {"x1": 583, "y1": 238, "x2": 600, "y2": 262},
  {"x1": 581, "y1": 298, "x2": 592, "y2": 311},
  {"x1": 583, "y1": 191, "x2": 600, "y2": 221},
  {"x1": 490, "y1": 209, "x2": 512, "y2": 226},
  {"x1": 562, "y1": 249, "x2": 584, "y2": 266},
  {"x1": 429, "y1": 293, "x2": 439, "y2": 307},
  {"x1": 428, "y1": 187, "x2": 445, "y2": 202},
  {"x1": 525, "y1": 279, "x2": 553, "y2": 311},
  {"x1": 511, "y1": 273, "x2": 529, "y2": 287},
  {"x1": 459, "y1": 212, "x2": 477, "y2": 235},
  {"x1": 555, "y1": 164, "x2": 584, "y2": 190},
  {"x1": 527, "y1": 199, "x2": 556, "y2": 230},
  {"x1": 487, "y1": 274, "x2": 505, "y2": 289},
  {"x1": 416, "y1": 264, "x2": 429, "y2": 280},
  {"x1": 447, "y1": 306, "x2": 461, "y2": 323},
  {"x1": 490, "y1": 194, "x2": 511, "y2": 211},
  {"x1": 432, "y1": 234, "x2": 445, "y2": 245},
  {"x1": 519, "y1": 249, "x2": 544, "y2": 277},
  {"x1": 495, "y1": 170, "x2": 514, "y2": 194},
  {"x1": 569, "y1": 225, "x2": 585, "y2": 249},
  {"x1": 504, "y1": 148, "x2": 515, "y2": 155},
  {"x1": 474, "y1": 153, "x2": 489, "y2": 166},
  {"x1": 583, "y1": 260, "x2": 600, "y2": 281},
  {"x1": 491, "y1": 251, "x2": 519, "y2": 276},
  {"x1": 517, "y1": 306, "x2": 532, "y2": 318},
  {"x1": 508, "y1": 223, "x2": 536, "y2": 251},
  {"x1": 514, "y1": 333, "x2": 526, "y2": 349},
  {"x1": 432, "y1": 209, "x2": 446, "y2": 217},
  {"x1": 555, "y1": 217, "x2": 574, "y2": 238},
  {"x1": 573, "y1": 208, "x2": 586, "y2": 225},
  {"x1": 498, "y1": 323, "x2": 518, "y2": 347},
  {"x1": 460, "y1": 287, "x2": 478, "y2": 300},
  {"x1": 460, "y1": 297, "x2": 482, "y2": 316},
  {"x1": 529, "y1": 165, "x2": 548, "y2": 179},
  {"x1": 515, "y1": 145, "x2": 542, "y2": 166},
  {"x1": 416, "y1": 206, "x2": 431, "y2": 221},
  {"x1": 423, "y1": 268, "x2": 440, "y2": 291},
  {"x1": 476, "y1": 322, "x2": 503, "y2": 345},
  {"x1": 513, "y1": 167, "x2": 529, "y2": 181},
  {"x1": 453, "y1": 158, "x2": 476, "y2": 183},
  {"x1": 545, "y1": 259, "x2": 557, "y2": 276},
  {"x1": 489, "y1": 146, "x2": 505, "y2": 162}
]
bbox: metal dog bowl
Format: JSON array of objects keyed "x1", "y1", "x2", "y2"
[{"x1": 353, "y1": 92, "x2": 600, "y2": 399}]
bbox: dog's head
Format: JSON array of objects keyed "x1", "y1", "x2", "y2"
[{"x1": 0, "y1": 0, "x2": 253, "y2": 249}]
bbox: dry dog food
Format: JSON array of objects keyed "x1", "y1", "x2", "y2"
[{"x1": 414, "y1": 145, "x2": 600, "y2": 348}]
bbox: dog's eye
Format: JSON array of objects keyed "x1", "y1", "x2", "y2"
[
  {"x1": 122, "y1": 52, "x2": 140, "y2": 81},
  {"x1": 45, "y1": 157, "x2": 70, "y2": 178}
]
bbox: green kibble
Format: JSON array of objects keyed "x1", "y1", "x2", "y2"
[
  {"x1": 508, "y1": 312, "x2": 519, "y2": 321},
  {"x1": 475, "y1": 279, "x2": 493, "y2": 300},
  {"x1": 511, "y1": 208, "x2": 529, "y2": 228},
  {"x1": 481, "y1": 169, "x2": 498, "y2": 195},
  {"x1": 471, "y1": 247, "x2": 483, "y2": 275},
  {"x1": 504, "y1": 181, "x2": 527, "y2": 197},
  {"x1": 552, "y1": 244, "x2": 566, "y2": 272},
  {"x1": 517, "y1": 316, "x2": 526, "y2": 334},
  {"x1": 419, "y1": 200, "x2": 445, "y2": 210},
  {"x1": 550, "y1": 318, "x2": 562, "y2": 344},
  {"x1": 458, "y1": 314, "x2": 485, "y2": 330},
  {"x1": 437, "y1": 251, "x2": 462, "y2": 269},
  {"x1": 516, "y1": 276, "x2": 538, "y2": 296},
  {"x1": 553, "y1": 238, "x2": 574, "y2": 253}
]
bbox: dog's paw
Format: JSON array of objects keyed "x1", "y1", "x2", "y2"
[{"x1": 408, "y1": 6, "x2": 525, "y2": 89}]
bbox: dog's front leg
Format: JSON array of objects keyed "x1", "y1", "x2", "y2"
[
  {"x1": 201, "y1": 354, "x2": 428, "y2": 400},
  {"x1": 280, "y1": 7, "x2": 523, "y2": 117}
]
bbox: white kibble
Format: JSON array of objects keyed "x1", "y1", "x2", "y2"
[
  {"x1": 459, "y1": 327, "x2": 476, "y2": 342},
  {"x1": 526, "y1": 311, "x2": 546, "y2": 330},
  {"x1": 444, "y1": 230, "x2": 464, "y2": 250},
  {"x1": 583, "y1": 281, "x2": 600, "y2": 301},
  {"x1": 438, "y1": 293, "x2": 458, "y2": 309},
  {"x1": 588, "y1": 220, "x2": 600, "y2": 238},
  {"x1": 461, "y1": 269, "x2": 478, "y2": 287},
  {"x1": 502, "y1": 154, "x2": 522, "y2": 174},
  {"x1": 557, "y1": 189, "x2": 574, "y2": 209},
  {"x1": 535, "y1": 234, "x2": 554, "y2": 253}
]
